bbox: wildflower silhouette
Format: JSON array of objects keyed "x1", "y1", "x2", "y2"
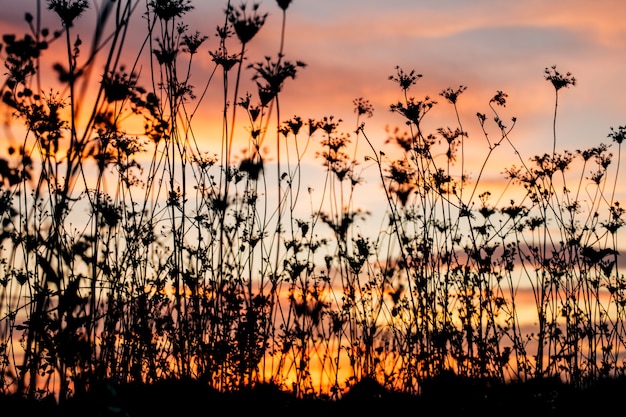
[
  {"x1": 228, "y1": 2, "x2": 267, "y2": 45},
  {"x1": 0, "y1": 1, "x2": 623, "y2": 411},
  {"x1": 149, "y1": 0, "x2": 193, "y2": 21},
  {"x1": 545, "y1": 65, "x2": 576, "y2": 158},
  {"x1": 48, "y1": 0, "x2": 89, "y2": 27}
]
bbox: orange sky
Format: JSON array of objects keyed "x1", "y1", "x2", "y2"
[
  {"x1": 1, "y1": 0, "x2": 625, "y2": 239},
  {"x1": 1, "y1": 2, "x2": 625, "y2": 392}
]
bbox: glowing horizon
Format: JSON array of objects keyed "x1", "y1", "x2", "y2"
[{"x1": 2, "y1": 0, "x2": 624, "y2": 152}]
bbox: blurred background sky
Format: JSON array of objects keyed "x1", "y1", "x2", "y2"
[
  {"x1": 275, "y1": 0, "x2": 626, "y2": 156},
  {"x1": 0, "y1": 1, "x2": 624, "y2": 388},
  {"x1": 1, "y1": 0, "x2": 625, "y2": 227}
]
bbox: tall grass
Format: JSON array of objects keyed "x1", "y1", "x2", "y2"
[{"x1": 0, "y1": 0, "x2": 623, "y2": 402}]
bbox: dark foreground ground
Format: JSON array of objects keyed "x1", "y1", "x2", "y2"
[{"x1": 1, "y1": 375, "x2": 624, "y2": 416}]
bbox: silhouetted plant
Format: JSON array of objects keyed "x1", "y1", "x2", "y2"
[{"x1": 0, "y1": 0, "x2": 623, "y2": 404}]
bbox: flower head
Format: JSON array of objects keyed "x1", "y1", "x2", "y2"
[
  {"x1": 490, "y1": 90, "x2": 508, "y2": 107},
  {"x1": 440, "y1": 85, "x2": 467, "y2": 105},
  {"x1": 47, "y1": 0, "x2": 89, "y2": 27},
  {"x1": 209, "y1": 47, "x2": 240, "y2": 71},
  {"x1": 276, "y1": 0, "x2": 292, "y2": 10},
  {"x1": 182, "y1": 31, "x2": 208, "y2": 55},
  {"x1": 228, "y1": 3, "x2": 267, "y2": 44},
  {"x1": 149, "y1": 0, "x2": 193, "y2": 21},
  {"x1": 545, "y1": 65, "x2": 576, "y2": 91},
  {"x1": 608, "y1": 126, "x2": 626, "y2": 145},
  {"x1": 389, "y1": 66, "x2": 422, "y2": 92},
  {"x1": 249, "y1": 55, "x2": 306, "y2": 106},
  {"x1": 353, "y1": 97, "x2": 374, "y2": 118}
]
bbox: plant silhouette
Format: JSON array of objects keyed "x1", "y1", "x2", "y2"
[{"x1": 0, "y1": 1, "x2": 624, "y2": 414}]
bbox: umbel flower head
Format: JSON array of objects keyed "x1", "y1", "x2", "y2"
[
  {"x1": 228, "y1": 3, "x2": 267, "y2": 44},
  {"x1": 47, "y1": 0, "x2": 89, "y2": 27},
  {"x1": 545, "y1": 65, "x2": 576, "y2": 91},
  {"x1": 389, "y1": 66, "x2": 422, "y2": 92},
  {"x1": 209, "y1": 47, "x2": 240, "y2": 71},
  {"x1": 353, "y1": 97, "x2": 374, "y2": 118},
  {"x1": 276, "y1": 0, "x2": 292, "y2": 10},
  {"x1": 149, "y1": 0, "x2": 193, "y2": 21},
  {"x1": 608, "y1": 126, "x2": 626, "y2": 145},
  {"x1": 249, "y1": 54, "x2": 306, "y2": 106}
]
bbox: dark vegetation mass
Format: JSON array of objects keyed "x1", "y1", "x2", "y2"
[{"x1": 0, "y1": 0, "x2": 624, "y2": 414}]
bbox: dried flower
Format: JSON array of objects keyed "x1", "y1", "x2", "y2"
[
  {"x1": 490, "y1": 90, "x2": 508, "y2": 107},
  {"x1": 389, "y1": 66, "x2": 421, "y2": 92},
  {"x1": 281, "y1": 116, "x2": 303, "y2": 136},
  {"x1": 209, "y1": 47, "x2": 240, "y2": 71},
  {"x1": 48, "y1": 0, "x2": 89, "y2": 27},
  {"x1": 182, "y1": 31, "x2": 208, "y2": 55},
  {"x1": 249, "y1": 55, "x2": 306, "y2": 106},
  {"x1": 390, "y1": 97, "x2": 436, "y2": 126},
  {"x1": 440, "y1": 85, "x2": 467, "y2": 105},
  {"x1": 149, "y1": 0, "x2": 193, "y2": 21},
  {"x1": 276, "y1": 0, "x2": 292, "y2": 10},
  {"x1": 228, "y1": 3, "x2": 267, "y2": 44},
  {"x1": 353, "y1": 97, "x2": 374, "y2": 118},
  {"x1": 545, "y1": 65, "x2": 576, "y2": 91},
  {"x1": 153, "y1": 38, "x2": 177, "y2": 65},
  {"x1": 101, "y1": 66, "x2": 140, "y2": 103},
  {"x1": 608, "y1": 126, "x2": 626, "y2": 145}
]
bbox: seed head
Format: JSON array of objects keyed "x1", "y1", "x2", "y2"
[
  {"x1": 276, "y1": 0, "x2": 292, "y2": 10},
  {"x1": 47, "y1": 0, "x2": 89, "y2": 27},
  {"x1": 545, "y1": 65, "x2": 576, "y2": 91}
]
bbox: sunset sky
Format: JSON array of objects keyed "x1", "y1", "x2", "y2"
[
  {"x1": 1, "y1": 0, "x2": 625, "y2": 232},
  {"x1": 2, "y1": 1, "x2": 626, "y2": 392},
  {"x1": 275, "y1": 0, "x2": 626, "y2": 158}
]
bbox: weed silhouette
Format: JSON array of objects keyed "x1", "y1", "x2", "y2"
[{"x1": 0, "y1": 1, "x2": 624, "y2": 413}]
